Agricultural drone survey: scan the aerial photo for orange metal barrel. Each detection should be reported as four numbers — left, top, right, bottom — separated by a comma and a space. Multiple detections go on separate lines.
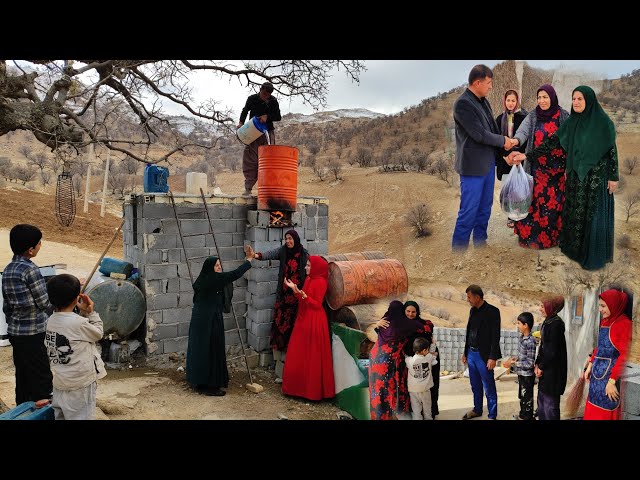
257, 145, 299, 211
322, 251, 386, 263
325, 259, 408, 310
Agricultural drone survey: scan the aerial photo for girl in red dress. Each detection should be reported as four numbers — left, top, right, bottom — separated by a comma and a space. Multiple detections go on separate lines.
583, 289, 633, 420
281, 256, 335, 401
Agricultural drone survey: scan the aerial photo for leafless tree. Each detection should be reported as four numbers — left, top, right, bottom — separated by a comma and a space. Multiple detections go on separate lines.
407, 203, 432, 237
72, 174, 83, 197
28, 152, 50, 173
18, 145, 32, 159
313, 163, 327, 181
327, 159, 343, 181
623, 156, 638, 175
0, 60, 364, 165
39, 170, 52, 187
354, 147, 373, 168
13, 165, 36, 185
108, 164, 128, 196
622, 189, 640, 222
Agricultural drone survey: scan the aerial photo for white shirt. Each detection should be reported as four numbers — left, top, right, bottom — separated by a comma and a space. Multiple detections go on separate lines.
405, 353, 435, 393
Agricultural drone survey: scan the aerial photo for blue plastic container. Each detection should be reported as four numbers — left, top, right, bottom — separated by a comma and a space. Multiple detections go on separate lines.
143, 164, 169, 193
98, 257, 134, 277
0, 401, 54, 420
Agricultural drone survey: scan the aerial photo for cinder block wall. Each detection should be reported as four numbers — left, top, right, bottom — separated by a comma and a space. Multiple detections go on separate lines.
622, 363, 640, 420
434, 327, 520, 372
122, 194, 328, 360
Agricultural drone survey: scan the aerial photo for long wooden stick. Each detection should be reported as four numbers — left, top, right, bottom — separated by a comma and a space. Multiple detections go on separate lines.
81, 219, 125, 294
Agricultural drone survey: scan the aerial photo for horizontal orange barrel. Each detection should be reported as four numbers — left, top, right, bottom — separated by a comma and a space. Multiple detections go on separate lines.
258, 145, 299, 212
322, 251, 386, 263
325, 259, 408, 310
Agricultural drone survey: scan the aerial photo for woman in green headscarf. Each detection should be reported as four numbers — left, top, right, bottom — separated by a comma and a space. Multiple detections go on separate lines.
556, 85, 618, 270
509, 85, 619, 270
186, 246, 255, 396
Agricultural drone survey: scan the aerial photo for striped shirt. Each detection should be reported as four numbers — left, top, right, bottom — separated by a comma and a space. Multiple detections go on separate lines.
515, 334, 536, 376
1, 255, 50, 336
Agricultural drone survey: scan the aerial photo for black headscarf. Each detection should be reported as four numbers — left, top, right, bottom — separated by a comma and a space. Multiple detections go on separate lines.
535, 84, 561, 122
285, 229, 303, 259
192, 256, 233, 310
377, 300, 424, 344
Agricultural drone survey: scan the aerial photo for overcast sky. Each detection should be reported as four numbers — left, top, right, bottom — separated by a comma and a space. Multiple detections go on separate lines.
175, 60, 640, 120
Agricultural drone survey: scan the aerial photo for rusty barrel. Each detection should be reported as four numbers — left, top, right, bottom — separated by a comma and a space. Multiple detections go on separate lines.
325, 259, 408, 310
258, 145, 299, 212
322, 251, 386, 263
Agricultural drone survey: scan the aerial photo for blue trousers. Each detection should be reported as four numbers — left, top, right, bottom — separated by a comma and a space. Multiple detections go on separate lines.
452, 166, 495, 249
467, 350, 498, 419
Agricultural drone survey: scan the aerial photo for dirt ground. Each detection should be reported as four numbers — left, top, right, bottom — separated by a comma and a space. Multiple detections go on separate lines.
1, 342, 549, 420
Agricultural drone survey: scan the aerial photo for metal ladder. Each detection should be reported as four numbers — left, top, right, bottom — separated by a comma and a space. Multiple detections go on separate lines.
168, 188, 254, 386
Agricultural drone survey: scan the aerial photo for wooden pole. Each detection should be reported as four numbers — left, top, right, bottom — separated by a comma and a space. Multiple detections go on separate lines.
100, 148, 110, 217
81, 219, 125, 294
83, 165, 92, 214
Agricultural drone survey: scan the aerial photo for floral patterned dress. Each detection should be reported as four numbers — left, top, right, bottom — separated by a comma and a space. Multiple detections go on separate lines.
514, 111, 566, 249
270, 252, 301, 351
369, 324, 426, 420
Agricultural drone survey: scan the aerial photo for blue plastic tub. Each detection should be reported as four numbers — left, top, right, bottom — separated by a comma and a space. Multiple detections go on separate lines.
0, 401, 54, 420
143, 164, 169, 193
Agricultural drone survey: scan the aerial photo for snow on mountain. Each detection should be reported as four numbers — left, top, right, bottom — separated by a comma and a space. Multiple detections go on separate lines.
281, 108, 385, 125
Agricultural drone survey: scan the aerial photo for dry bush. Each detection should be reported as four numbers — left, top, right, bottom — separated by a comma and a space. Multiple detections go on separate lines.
617, 234, 631, 250
407, 203, 432, 237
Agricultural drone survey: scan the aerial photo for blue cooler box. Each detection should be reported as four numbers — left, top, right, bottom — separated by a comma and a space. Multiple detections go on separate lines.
0, 401, 54, 420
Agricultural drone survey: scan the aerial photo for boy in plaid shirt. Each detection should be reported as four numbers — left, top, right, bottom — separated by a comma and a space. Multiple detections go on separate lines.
503, 312, 536, 420
1, 224, 53, 404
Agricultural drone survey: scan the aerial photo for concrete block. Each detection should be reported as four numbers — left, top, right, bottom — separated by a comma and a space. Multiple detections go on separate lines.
163, 336, 189, 353
205, 233, 232, 248
144, 234, 177, 250
305, 204, 318, 217
159, 219, 179, 234
147, 342, 161, 355
180, 247, 210, 262
180, 278, 194, 293
234, 276, 248, 288
145, 264, 178, 281
318, 204, 328, 216
259, 351, 274, 367
232, 233, 245, 247
167, 249, 181, 263
224, 314, 245, 331
178, 322, 191, 337
306, 241, 328, 255
141, 279, 163, 296
305, 228, 317, 241
211, 219, 237, 233
208, 205, 232, 219
142, 202, 174, 219
269, 281, 278, 295
257, 211, 270, 226
248, 307, 274, 324
141, 219, 162, 234
231, 297, 247, 316
253, 241, 282, 255
182, 235, 206, 248
147, 293, 179, 310
248, 281, 273, 297
232, 204, 247, 219
146, 310, 163, 328
165, 278, 180, 293
248, 331, 271, 352
174, 204, 205, 219
251, 294, 277, 310
178, 293, 193, 308
247, 210, 260, 226
250, 321, 272, 338
317, 229, 328, 241
293, 227, 305, 240
180, 219, 211, 235
152, 323, 178, 341
623, 412, 640, 420
306, 216, 317, 231
163, 307, 192, 324
317, 216, 328, 229
623, 375, 640, 416
245, 226, 267, 242
291, 212, 302, 226
268, 228, 284, 242
225, 329, 247, 346
247, 267, 278, 283
218, 246, 238, 261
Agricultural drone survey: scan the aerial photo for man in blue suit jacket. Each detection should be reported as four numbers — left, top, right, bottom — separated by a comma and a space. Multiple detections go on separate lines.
451, 65, 516, 250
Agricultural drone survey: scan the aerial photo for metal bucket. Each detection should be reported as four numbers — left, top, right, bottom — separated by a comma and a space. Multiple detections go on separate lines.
325, 259, 408, 310
86, 279, 146, 338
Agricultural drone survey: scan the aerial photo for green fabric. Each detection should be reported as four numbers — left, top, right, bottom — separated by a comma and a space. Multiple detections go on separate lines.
559, 148, 618, 270
556, 85, 616, 182
186, 257, 251, 388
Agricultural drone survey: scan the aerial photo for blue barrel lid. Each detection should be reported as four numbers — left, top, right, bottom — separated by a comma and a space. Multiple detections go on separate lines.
251, 116, 268, 133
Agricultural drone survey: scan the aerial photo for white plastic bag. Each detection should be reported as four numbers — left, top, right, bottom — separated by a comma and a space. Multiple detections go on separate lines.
499, 163, 533, 221
332, 334, 366, 394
